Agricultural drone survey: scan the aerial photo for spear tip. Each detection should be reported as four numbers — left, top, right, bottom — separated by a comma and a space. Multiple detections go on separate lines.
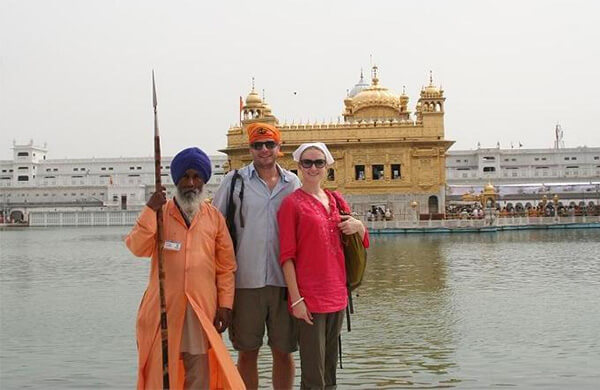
152, 70, 158, 109
152, 70, 159, 137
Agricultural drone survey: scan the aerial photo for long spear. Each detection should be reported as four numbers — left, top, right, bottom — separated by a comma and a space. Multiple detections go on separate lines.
152, 70, 170, 389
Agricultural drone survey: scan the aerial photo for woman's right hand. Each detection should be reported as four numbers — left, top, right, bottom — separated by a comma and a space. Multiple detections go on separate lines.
292, 301, 314, 325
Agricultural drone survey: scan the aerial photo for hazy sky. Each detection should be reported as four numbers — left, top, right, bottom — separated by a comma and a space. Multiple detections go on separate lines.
1, 0, 599, 160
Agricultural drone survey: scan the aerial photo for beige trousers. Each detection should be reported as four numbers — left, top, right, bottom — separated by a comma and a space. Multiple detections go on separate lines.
181, 302, 210, 389
182, 352, 209, 390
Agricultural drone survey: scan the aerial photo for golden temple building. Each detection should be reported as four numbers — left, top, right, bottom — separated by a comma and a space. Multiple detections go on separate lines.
221, 66, 454, 218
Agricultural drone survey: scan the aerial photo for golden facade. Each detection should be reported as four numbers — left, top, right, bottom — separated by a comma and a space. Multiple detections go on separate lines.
221, 67, 454, 218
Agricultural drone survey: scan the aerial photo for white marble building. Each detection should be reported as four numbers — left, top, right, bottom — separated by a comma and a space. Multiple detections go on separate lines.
446, 145, 600, 208
0, 140, 227, 222
446, 146, 600, 185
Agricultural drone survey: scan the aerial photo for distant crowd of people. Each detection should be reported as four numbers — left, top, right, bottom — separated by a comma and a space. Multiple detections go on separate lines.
446, 202, 600, 219
445, 205, 486, 220
498, 203, 600, 218
366, 206, 393, 221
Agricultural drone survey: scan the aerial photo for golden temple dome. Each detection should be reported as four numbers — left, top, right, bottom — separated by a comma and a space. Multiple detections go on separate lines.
350, 66, 400, 111
484, 182, 496, 193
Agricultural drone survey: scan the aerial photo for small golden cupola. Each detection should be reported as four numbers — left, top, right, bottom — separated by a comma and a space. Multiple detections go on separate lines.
417, 71, 445, 112
482, 182, 498, 207
241, 78, 277, 125
343, 65, 405, 122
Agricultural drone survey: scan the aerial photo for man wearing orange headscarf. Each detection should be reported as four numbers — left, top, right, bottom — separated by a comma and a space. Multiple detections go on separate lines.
213, 123, 301, 390
126, 147, 245, 389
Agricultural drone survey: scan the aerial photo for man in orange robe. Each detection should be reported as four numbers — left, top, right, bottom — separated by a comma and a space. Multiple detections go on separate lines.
125, 147, 245, 389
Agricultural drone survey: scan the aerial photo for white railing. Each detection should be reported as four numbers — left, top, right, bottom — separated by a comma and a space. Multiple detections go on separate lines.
364, 215, 600, 230
29, 210, 140, 227
25, 211, 600, 229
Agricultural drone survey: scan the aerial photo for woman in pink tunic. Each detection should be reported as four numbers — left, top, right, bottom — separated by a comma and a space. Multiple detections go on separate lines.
278, 142, 369, 389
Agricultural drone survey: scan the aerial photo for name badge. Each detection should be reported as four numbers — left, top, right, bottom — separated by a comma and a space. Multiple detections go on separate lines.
164, 240, 181, 251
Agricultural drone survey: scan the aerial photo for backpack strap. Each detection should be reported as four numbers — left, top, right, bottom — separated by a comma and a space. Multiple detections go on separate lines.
225, 170, 245, 251
238, 172, 245, 228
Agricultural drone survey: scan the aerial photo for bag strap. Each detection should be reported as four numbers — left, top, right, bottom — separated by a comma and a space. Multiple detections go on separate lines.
329, 190, 349, 215
338, 335, 343, 369
238, 172, 245, 228
226, 170, 245, 250
330, 190, 354, 332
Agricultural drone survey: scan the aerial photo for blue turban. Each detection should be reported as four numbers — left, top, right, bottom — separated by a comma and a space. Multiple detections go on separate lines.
170, 147, 212, 184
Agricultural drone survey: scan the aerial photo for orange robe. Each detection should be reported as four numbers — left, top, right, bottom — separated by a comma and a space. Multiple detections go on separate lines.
125, 200, 245, 390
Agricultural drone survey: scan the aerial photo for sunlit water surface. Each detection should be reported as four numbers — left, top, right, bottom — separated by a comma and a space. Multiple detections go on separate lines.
1, 227, 599, 389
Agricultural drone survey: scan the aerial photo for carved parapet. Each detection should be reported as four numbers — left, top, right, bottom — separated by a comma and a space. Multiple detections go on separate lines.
411, 148, 439, 158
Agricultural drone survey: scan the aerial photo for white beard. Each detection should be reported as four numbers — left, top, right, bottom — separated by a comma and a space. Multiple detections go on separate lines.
175, 188, 204, 220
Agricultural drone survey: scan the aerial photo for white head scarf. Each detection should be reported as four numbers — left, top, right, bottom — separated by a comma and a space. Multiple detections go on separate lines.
292, 142, 335, 165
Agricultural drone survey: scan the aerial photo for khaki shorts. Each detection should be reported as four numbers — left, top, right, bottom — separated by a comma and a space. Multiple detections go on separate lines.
229, 286, 298, 353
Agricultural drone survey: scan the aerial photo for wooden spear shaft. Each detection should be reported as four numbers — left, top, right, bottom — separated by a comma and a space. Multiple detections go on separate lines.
152, 70, 170, 389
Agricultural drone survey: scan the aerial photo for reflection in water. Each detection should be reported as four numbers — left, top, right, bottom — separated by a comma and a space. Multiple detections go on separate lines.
1, 228, 599, 389
336, 235, 459, 388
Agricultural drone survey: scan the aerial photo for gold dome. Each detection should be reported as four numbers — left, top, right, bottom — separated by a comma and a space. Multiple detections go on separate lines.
424, 84, 440, 94
484, 182, 495, 193
349, 65, 400, 111
352, 86, 399, 109
245, 89, 262, 106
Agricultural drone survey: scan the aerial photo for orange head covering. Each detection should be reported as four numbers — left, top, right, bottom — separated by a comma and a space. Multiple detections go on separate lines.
247, 122, 281, 144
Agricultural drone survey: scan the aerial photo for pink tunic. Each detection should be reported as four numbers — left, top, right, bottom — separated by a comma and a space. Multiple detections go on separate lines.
278, 189, 369, 313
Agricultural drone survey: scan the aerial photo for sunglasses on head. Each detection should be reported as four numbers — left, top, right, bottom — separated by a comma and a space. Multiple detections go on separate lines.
250, 141, 277, 150
300, 159, 327, 169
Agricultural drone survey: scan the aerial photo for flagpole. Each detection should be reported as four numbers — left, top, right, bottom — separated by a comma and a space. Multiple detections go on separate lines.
152, 70, 170, 390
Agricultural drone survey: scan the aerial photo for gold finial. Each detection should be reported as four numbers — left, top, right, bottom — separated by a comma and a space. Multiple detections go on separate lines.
372, 65, 379, 85
251, 77, 255, 91
429, 70, 433, 85
360, 67, 364, 81
402, 85, 406, 95
262, 89, 265, 101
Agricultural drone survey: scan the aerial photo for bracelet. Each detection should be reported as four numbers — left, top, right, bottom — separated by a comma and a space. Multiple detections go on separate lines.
291, 297, 305, 308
